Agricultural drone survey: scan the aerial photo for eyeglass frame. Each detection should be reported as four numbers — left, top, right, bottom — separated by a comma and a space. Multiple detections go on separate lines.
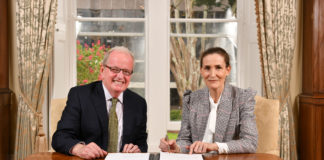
104, 65, 133, 76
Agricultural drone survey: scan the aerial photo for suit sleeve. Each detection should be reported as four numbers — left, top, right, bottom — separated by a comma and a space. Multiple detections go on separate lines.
176, 90, 193, 153
226, 89, 258, 153
52, 87, 83, 155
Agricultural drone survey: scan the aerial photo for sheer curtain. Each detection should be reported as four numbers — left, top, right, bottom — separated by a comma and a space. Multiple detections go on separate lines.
14, 0, 57, 159
255, 0, 298, 160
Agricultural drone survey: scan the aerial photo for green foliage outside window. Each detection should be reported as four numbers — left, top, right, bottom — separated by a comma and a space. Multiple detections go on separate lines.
77, 40, 110, 85
170, 109, 182, 121
167, 132, 178, 140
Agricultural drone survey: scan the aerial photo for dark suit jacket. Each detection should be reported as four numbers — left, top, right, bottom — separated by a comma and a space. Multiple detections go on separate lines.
177, 83, 258, 153
52, 81, 148, 155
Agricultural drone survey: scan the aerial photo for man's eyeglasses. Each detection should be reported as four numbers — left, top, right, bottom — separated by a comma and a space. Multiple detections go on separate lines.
104, 65, 133, 76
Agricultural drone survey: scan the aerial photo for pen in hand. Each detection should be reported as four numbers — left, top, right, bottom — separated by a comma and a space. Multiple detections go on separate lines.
165, 134, 170, 152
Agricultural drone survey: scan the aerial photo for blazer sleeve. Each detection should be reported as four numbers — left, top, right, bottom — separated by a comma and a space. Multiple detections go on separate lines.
226, 89, 258, 153
176, 90, 193, 152
52, 87, 83, 155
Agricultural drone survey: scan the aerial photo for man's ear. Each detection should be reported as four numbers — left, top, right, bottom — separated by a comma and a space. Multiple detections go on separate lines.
100, 65, 104, 73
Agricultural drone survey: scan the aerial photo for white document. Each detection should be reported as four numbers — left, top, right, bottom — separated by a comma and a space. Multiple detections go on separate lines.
160, 152, 203, 160
105, 153, 150, 160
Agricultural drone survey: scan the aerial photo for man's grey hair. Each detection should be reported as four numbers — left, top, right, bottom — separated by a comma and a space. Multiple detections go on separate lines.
102, 46, 135, 67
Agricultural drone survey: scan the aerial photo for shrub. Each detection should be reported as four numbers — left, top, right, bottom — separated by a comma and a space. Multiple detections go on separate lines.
77, 40, 110, 85
170, 109, 182, 121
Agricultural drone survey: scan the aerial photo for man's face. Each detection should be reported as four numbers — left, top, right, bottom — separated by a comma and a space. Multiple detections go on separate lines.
101, 51, 134, 97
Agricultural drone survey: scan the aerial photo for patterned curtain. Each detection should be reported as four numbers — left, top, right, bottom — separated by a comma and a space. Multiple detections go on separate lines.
14, 0, 57, 159
255, 0, 297, 160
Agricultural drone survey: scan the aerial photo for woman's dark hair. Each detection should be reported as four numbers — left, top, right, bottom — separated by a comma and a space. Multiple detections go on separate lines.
199, 47, 230, 68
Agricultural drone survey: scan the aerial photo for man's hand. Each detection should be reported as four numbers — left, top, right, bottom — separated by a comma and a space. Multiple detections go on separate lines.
187, 141, 218, 154
159, 138, 180, 153
71, 142, 107, 159
122, 143, 141, 153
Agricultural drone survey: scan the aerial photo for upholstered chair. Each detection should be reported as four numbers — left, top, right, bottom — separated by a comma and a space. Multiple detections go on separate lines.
254, 96, 280, 156
49, 98, 67, 151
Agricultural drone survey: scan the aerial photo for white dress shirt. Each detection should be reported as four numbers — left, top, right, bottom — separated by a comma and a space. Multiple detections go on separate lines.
202, 93, 229, 154
102, 83, 124, 152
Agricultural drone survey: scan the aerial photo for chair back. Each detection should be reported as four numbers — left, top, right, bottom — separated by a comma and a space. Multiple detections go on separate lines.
49, 98, 67, 151
254, 96, 280, 156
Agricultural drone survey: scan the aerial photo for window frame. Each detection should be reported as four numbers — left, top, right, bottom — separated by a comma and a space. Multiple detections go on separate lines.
52, 0, 261, 152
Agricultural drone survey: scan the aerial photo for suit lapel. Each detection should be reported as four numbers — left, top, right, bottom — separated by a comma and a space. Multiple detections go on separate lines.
121, 89, 132, 150
214, 83, 232, 142
197, 87, 210, 141
122, 90, 130, 135
92, 81, 108, 147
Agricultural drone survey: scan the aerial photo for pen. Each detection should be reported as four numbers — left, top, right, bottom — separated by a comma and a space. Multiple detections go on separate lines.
165, 134, 170, 152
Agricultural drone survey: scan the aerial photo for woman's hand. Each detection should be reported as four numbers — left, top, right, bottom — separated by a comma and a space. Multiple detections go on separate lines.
187, 141, 219, 154
159, 138, 180, 153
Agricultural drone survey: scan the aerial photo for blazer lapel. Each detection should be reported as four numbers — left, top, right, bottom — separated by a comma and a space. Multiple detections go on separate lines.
214, 83, 233, 142
92, 82, 108, 147
196, 87, 210, 141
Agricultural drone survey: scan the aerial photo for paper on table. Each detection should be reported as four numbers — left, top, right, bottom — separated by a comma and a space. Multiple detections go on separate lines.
160, 152, 203, 160
105, 153, 150, 160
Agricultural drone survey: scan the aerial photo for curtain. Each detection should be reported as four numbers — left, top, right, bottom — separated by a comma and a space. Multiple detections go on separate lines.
255, 0, 298, 160
14, 0, 57, 159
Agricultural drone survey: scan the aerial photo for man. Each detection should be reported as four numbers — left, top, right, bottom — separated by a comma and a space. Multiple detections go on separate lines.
52, 46, 147, 159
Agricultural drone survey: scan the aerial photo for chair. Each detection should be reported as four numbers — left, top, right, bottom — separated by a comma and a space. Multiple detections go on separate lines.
254, 96, 280, 156
49, 98, 67, 151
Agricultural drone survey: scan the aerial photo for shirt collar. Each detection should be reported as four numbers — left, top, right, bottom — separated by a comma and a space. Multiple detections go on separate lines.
102, 82, 124, 103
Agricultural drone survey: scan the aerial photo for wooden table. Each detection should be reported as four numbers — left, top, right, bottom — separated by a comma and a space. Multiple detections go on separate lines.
25, 152, 282, 160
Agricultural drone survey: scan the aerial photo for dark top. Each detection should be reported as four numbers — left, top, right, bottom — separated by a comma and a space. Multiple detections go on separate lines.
52, 81, 148, 155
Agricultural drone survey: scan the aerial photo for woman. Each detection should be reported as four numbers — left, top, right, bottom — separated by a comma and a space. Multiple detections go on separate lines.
159, 47, 258, 154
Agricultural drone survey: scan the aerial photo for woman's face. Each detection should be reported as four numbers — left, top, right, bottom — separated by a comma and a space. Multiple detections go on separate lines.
200, 53, 231, 91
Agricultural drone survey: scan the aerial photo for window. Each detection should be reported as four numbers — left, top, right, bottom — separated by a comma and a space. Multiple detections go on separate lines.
169, 0, 238, 122
53, 0, 260, 152
75, 0, 146, 97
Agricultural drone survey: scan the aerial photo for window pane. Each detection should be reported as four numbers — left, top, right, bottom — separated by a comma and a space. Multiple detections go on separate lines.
170, 87, 182, 121
77, 21, 145, 33
170, 22, 237, 36
77, 0, 145, 18
132, 62, 145, 82
77, 36, 145, 60
170, 0, 237, 19
169, 0, 237, 121
76, 36, 145, 96
128, 88, 145, 99
76, 0, 146, 97
170, 36, 237, 121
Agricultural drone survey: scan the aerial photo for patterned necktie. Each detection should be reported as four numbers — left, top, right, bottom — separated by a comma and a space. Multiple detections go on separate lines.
108, 98, 118, 152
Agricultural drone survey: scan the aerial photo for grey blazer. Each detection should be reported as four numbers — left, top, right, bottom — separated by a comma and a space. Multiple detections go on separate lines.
176, 83, 258, 154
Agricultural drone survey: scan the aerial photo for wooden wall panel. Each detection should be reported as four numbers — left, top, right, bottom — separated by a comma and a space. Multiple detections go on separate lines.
301, 0, 314, 95
0, 0, 10, 160
315, 106, 324, 160
319, 0, 324, 94
298, 101, 315, 160
0, 90, 10, 160
299, 0, 324, 159
0, 0, 9, 88
299, 97, 324, 160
